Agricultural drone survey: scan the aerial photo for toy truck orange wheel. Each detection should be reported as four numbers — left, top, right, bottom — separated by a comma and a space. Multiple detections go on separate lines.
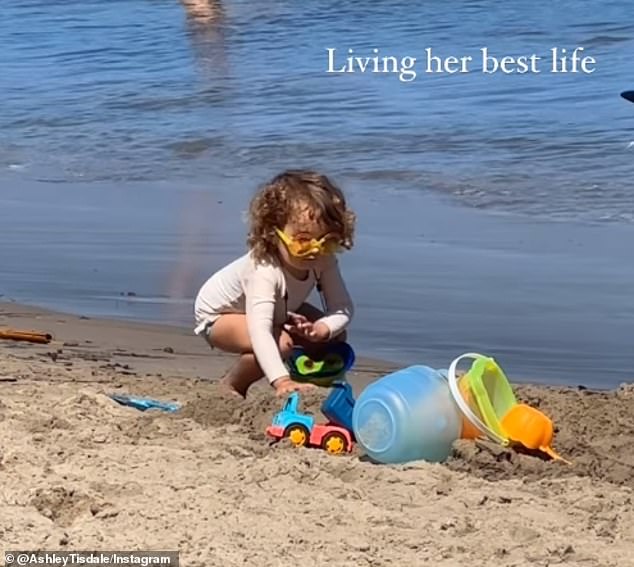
322, 432, 348, 455
284, 424, 310, 447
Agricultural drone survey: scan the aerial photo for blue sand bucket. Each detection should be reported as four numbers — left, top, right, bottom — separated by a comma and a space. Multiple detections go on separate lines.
352, 365, 462, 464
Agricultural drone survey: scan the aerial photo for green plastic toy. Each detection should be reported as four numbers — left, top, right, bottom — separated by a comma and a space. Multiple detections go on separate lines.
288, 343, 355, 387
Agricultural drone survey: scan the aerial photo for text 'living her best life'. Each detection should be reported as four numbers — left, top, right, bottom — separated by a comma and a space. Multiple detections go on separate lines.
326, 47, 597, 82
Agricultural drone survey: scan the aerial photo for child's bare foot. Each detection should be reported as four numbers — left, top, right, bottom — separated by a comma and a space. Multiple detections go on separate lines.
219, 354, 263, 398
217, 379, 247, 399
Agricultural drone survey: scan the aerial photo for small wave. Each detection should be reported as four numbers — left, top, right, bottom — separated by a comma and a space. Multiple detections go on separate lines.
95, 294, 193, 306
582, 34, 633, 47
166, 137, 224, 157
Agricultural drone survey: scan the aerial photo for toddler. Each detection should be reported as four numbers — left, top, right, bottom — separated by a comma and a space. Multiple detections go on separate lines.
194, 170, 356, 398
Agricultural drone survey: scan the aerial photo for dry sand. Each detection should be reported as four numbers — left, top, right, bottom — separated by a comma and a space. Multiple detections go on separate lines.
1, 301, 633, 566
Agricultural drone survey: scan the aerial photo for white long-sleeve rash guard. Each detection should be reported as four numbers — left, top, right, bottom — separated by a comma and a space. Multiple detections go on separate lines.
194, 252, 354, 383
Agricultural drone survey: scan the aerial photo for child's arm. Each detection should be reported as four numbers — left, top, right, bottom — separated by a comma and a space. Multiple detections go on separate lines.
314, 256, 354, 339
244, 266, 292, 386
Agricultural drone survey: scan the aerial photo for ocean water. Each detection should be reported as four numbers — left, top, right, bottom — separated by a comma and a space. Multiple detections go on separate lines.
1, 1, 633, 387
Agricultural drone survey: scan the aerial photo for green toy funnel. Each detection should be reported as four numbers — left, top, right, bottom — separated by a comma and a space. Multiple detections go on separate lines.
448, 353, 517, 445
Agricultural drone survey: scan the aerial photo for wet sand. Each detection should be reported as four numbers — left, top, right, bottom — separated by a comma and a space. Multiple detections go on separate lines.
1, 301, 633, 566
2, 180, 634, 389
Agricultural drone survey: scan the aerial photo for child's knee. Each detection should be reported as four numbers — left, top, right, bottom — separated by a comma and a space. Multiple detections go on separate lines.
332, 329, 347, 343
278, 331, 294, 358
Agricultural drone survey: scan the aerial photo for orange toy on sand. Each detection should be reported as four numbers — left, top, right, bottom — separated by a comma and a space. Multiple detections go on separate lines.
501, 404, 570, 464
0, 329, 52, 344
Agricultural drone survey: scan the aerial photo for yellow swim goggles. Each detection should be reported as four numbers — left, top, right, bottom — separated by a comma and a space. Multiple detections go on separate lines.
275, 227, 343, 258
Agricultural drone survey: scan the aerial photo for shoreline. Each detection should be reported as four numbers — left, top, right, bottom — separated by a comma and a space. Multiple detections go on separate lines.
3, 180, 634, 389
0, 300, 399, 384
2, 300, 634, 565
4, 298, 632, 391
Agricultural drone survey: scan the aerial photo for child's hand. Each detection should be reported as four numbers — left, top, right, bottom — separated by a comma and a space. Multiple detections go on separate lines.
272, 376, 316, 396
285, 313, 330, 342
285, 312, 311, 333
304, 321, 330, 342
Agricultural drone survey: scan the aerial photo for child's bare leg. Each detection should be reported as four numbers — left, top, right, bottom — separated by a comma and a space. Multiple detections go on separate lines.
220, 353, 263, 398
205, 314, 294, 397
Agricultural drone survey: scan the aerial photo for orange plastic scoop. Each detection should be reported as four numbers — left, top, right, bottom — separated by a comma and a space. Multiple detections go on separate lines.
458, 373, 483, 440
500, 404, 570, 464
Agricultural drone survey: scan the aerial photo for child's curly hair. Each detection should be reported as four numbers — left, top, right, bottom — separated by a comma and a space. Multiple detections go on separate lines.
247, 170, 356, 264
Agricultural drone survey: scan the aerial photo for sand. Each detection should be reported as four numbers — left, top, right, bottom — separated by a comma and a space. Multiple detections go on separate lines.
1, 301, 633, 567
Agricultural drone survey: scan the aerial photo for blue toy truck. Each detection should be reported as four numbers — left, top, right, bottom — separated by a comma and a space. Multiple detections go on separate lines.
266, 389, 355, 455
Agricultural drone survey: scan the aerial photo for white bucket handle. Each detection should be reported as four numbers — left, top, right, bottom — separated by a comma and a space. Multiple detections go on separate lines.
447, 352, 508, 445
